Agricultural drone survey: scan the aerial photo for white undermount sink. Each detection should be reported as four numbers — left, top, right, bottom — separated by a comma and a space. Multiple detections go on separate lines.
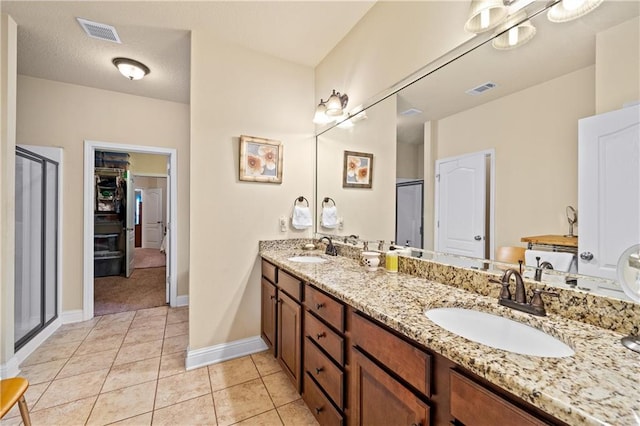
287, 256, 328, 264
425, 307, 574, 358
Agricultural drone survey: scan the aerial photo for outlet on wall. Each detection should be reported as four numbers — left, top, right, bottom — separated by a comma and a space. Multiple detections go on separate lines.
338, 217, 344, 230
279, 217, 288, 232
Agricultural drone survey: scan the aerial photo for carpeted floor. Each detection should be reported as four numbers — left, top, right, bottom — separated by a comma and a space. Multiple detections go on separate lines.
94, 267, 166, 316
134, 247, 166, 268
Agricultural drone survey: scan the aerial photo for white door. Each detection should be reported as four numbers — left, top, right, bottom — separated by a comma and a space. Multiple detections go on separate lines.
435, 152, 487, 259
125, 173, 135, 277
142, 188, 163, 249
578, 104, 640, 280
396, 181, 423, 248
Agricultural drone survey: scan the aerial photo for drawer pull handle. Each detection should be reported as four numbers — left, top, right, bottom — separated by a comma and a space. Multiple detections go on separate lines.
316, 332, 326, 340
315, 303, 325, 310
315, 407, 323, 415
315, 366, 324, 375
270, 295, 275, 300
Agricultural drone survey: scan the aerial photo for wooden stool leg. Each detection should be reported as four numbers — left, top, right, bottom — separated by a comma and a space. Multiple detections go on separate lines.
17, 396, 31, 426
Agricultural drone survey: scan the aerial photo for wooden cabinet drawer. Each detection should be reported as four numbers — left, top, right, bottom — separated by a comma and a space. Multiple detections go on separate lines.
304, 337, 344, 409
303, 372, 343, 426
351, 311, 431, 397
261, 259, 276, 284
304, 311, 344, 365
305, 285, 344, 332
450, 370, 547, 426
279, 270, 302, 302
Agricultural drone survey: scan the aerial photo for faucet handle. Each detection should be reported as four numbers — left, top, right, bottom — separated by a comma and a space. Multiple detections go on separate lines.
530, 289, 559, 312
490, 277, 511, 300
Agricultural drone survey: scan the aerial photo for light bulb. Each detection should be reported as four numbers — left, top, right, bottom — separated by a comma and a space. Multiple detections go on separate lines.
508, 27, 519, 46
562, 0, 583, 11
480, 9, 490, 29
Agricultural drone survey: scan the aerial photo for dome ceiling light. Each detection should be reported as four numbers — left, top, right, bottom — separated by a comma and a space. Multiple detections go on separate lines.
112, 57, 150, 80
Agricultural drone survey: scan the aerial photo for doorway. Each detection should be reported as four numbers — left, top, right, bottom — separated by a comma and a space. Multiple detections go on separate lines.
83, 140, 177, 320
434, 150, 495, 260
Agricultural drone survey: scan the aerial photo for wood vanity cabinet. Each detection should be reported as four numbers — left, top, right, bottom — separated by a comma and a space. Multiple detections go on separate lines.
260, 260, 277, 354
303, 284, 347, 425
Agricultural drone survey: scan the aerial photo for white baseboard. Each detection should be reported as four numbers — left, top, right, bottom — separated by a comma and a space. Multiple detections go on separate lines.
0, 356, 20, 379
13, 318, 62, 370
185, 336, 268, 371
62, 309, 85, 324
176, 295, 189, 307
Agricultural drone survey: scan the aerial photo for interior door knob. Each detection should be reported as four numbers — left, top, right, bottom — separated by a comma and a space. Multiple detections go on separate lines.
474, 235, 482, 241
580, 251, 594, 261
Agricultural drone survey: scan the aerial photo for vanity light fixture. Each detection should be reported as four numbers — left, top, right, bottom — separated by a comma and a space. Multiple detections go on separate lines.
313, 89, 349, 124
112, 57, 150, 80
547, 0, 603, 23
492, 11, 536, 50
464, 0, 509, 33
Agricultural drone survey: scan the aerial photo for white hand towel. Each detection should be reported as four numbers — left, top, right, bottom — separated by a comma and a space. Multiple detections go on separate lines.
321, 206, 338, 228
292, 206, 312, 229
524, 249, 575, 272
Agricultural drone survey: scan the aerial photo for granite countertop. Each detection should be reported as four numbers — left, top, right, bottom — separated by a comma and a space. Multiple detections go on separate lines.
260, 248, 640, 426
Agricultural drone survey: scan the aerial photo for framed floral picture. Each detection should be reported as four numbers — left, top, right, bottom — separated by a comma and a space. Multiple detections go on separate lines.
239, 135, 283, 183
343, 150, 373, 188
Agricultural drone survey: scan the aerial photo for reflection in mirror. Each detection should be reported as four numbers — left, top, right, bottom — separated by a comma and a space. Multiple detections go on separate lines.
617, 244, 640, 352
315, 1, 640, 301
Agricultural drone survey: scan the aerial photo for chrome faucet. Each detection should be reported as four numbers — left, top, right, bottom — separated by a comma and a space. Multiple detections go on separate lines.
534, 256, 554, 281
319, 236, 337, 256
490, 268, 558, 316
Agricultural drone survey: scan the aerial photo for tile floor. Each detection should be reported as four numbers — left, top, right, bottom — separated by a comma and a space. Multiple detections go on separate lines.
2, 306, 319, 426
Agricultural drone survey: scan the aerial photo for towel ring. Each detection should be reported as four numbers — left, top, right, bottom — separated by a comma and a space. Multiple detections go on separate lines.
322, 197, 336, 207
294, 196, 309, 207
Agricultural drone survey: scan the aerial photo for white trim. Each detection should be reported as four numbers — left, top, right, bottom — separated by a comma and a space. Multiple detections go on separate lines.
176, 295, 189, 307
132, 172, 167, 178
0, 356, 20, 379
185, 336, 268, 371
84, 140, 179, 321
61, 309, 85, 324
13, 317, 62, 368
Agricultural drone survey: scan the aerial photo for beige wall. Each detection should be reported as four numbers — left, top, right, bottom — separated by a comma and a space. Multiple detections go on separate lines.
189, 32, 314, 350
397, 141, 423, 180
436, 67, 595, 254
1, 14, 17, 368
130, 152, 168, 175
315, 1, 471, 115
596, 16, 640, 114
317, 96, 397, 241
15, 75, 191, 308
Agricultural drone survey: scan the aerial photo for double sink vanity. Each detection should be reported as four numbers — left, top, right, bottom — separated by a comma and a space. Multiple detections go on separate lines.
259, 239, 639, 426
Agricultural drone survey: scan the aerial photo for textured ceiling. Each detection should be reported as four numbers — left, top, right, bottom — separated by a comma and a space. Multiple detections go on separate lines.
1, 1, 376, 104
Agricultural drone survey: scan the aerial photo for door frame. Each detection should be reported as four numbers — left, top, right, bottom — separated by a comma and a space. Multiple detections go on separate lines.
434, 149, 495, 260
83, 140, 178, 320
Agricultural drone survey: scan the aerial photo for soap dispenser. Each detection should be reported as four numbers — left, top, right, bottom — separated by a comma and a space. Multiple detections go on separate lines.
385, 246, 398, 273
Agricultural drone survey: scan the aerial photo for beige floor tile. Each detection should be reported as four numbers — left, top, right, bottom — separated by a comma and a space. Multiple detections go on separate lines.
29, 395, 96, 426
96, 311, 136, 327
166, 308, 188, 324
234, 410, 283, 426
213, 378, 275, 426
2, 381, 49, 419
134, 306, 168, 319
276, 399, 318, 426
43, 326, 92, 346
159, 352, 187, 378
152, 394, 216, 426
22, 340, 80, 366
154, 368, 211, 409
107, 411, 152, 425
131, 315, 166, 330
58, 317, 101, 331
251, 351, 282, 377
114, 339, 163, 365
0, 415, 22, 425
34, 369, 109, 410
86, 381, 156, 425
208, 356, 260, 391
102, 357, 160, 392
262, 372, 299, 407
123, 325, 166, 345
75, 334, 124, 356
85, 326, 129, 342
164, 321, 188, 338
19, 358, 66, 385
57, 349, 118, 379
161, 334, 188, 356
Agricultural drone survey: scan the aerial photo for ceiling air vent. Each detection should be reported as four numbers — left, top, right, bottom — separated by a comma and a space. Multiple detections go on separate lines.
466, 82, 497, 96
76, 18, 121, 43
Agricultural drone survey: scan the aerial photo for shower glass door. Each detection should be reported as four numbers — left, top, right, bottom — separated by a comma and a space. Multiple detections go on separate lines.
14, 147, 58, 350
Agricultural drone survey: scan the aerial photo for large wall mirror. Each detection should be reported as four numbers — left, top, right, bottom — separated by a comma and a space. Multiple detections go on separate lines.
316, 0, 640, 301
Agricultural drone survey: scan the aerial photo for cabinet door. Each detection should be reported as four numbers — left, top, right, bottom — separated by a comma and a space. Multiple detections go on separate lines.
351, 347, 430, 426
261, 278, 277, 354
277, 291, 302, 392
